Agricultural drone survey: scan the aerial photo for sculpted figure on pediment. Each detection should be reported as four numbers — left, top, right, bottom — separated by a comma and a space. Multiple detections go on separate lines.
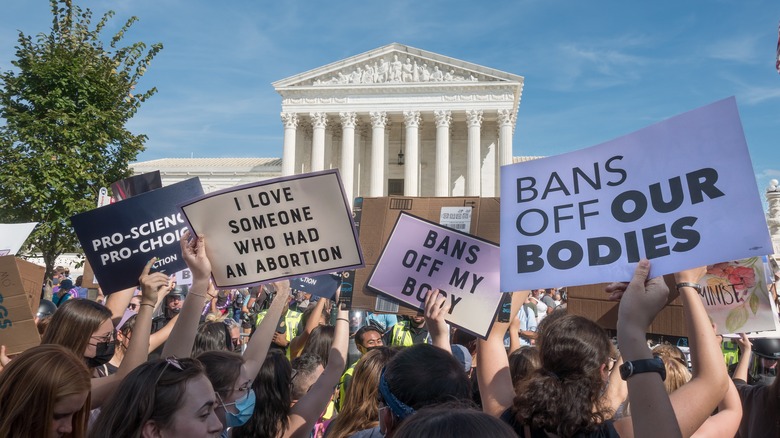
376, 59, 389, 82
362, 64, 374, 83
390, 54, 402, 82
431, 65, 444, 81
402, 57, 414, 82
419, 63, 431, 81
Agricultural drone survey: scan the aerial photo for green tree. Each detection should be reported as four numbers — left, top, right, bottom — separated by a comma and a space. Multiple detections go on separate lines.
0, 0, 162, 276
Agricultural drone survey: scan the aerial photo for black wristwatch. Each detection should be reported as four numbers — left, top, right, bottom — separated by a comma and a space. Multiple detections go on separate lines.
619, 357, 666, 381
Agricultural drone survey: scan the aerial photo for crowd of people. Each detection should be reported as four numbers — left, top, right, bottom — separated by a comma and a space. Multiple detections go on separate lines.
0, 230, 778, 437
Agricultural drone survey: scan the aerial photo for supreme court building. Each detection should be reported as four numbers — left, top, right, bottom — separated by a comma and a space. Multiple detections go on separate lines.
132, 43, 534, 198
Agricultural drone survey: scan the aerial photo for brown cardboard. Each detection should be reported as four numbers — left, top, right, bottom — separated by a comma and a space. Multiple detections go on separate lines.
351, 197, 499, 315
81, 259, 100, 289
566, 274, 688, 337
0, 256, 45, 354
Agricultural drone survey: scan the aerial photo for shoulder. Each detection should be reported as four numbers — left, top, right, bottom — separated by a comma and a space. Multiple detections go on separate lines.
348, 426, 382, 438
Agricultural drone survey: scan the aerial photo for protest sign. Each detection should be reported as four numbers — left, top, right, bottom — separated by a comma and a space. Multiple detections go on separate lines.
366, 212, 501, 338
698, 257, 780, 334
70, 178, 204, 294
179, 170, 363, 288
111, 170, 163, 201
175, 268, 194, 286
290, 273, 342, 299
0, 256, 44, 355
501, 97, 772, 291
0, 222, 37, 255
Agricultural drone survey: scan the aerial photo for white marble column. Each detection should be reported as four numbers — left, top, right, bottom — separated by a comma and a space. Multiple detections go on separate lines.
310, 112, 327, 171
434, 110, 451, 196
281, 113, 299, 176
466, 109, 483, 196
497, 109, 514, 166
369, 111, 387, 197
339, 112, 357, 204
403, 111, 421, 196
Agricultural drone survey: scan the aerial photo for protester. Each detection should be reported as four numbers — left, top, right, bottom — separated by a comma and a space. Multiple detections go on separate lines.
41, 258, 166, 408
326, 347, 398, 438
289, 297, 328, 358
733, 333, 780, 437
232, 349, 292, 438
478, 261, 729, 437
0, 344, 91, 438
301, 325, 335, 366
89, 357, 223, 437
508, 346, 540, 390
337, 325, 386, 409
52, 278, 77, 306
392, 404, 517, 438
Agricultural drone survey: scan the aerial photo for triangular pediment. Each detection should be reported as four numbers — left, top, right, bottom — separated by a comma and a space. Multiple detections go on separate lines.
273, 43, 523, 89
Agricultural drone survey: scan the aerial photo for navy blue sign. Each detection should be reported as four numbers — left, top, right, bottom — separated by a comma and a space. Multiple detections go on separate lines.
290, 273, 342, 299
71, 178, 204, 294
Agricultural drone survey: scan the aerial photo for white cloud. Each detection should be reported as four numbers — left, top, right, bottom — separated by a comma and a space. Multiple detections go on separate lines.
705, 34, 762, 63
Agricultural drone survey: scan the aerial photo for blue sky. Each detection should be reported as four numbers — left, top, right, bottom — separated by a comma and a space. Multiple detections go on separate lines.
2, 0, 779, 195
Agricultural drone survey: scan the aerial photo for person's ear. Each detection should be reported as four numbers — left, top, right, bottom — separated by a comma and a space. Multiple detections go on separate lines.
141, 420, 163, 438
599, 362, 609, 383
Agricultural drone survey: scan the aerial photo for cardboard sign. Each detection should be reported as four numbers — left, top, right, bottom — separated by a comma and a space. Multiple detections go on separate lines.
70, 178, 204, 294
0, 256, 44, 355
175, 268, 194, 286
111, 171, 163, 201
698, 257, 780, 334
501, 97, 772, 291
179, 170, 364, 288
0, 222, 37, 255
367, 212, 501, 338
290, 273, 342, 299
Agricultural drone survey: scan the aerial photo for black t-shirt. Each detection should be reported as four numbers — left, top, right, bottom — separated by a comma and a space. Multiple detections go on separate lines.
734, 379, 779, 438
500, 409, 620, 438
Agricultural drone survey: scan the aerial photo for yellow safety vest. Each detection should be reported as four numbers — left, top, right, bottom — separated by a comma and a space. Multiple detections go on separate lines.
336, 361, 357, 411
390, 321, 430, 347
256, 308, 302, 358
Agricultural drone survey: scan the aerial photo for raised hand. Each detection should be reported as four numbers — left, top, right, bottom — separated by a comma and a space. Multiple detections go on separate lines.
617, 259, 670, 330
139, 258, 170, 306
424, 289, 451, 351
179, 230, 211, 280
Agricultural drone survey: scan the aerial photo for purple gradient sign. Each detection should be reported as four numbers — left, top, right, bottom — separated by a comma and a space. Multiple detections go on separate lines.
366, 212, 501, 338
501, 97, 772, 291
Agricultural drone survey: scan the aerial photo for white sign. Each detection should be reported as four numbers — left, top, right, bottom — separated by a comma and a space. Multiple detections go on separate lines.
179, 170, 364, 288
439, 207, 472, 232
0, 223, 38, 255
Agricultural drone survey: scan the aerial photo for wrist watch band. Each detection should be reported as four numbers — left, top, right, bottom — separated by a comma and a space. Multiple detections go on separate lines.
676, 282, 702, 293
619, 357, 666, 381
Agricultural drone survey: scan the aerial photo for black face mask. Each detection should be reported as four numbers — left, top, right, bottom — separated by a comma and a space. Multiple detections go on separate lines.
85, 341, 115, 368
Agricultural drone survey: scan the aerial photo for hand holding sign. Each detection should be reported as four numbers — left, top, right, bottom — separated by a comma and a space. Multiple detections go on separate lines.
180, 231, 211, 281
139, 258, 170, 307
424, 289, 451, 351
616, 260, 671, 331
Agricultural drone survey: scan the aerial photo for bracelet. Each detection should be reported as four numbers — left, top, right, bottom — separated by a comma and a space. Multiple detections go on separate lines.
336, 318, 349, 323
676, 282, 702, 293
140, 303, 155, 309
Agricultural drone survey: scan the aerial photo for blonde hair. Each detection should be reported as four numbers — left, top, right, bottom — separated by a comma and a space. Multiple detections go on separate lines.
326, 347, 398, 438
0, 344, 91, 437
661, 355, 691, 394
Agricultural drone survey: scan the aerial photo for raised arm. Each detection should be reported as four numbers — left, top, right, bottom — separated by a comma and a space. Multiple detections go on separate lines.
477, 291, 526, 418
240, 280, 290, 379
424, 289, 452, 352
104, 286, 136, 326
667, 266, 730, 436
289, 296, 328, 359
149, 313, 179, 352
285, 304, 349, 438
92, 258, 166, 407
691, 377, 742, 437
732, 333, 751, 382
162, 231, 214, 358
612, 260, 681, 438
507, 309, 521, 355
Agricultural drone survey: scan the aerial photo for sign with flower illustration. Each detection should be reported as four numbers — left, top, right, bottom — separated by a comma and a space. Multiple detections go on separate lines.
698, 257, 780, 334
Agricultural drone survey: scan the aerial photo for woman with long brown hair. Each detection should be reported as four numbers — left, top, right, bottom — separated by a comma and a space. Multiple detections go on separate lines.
0, 344, 92, 438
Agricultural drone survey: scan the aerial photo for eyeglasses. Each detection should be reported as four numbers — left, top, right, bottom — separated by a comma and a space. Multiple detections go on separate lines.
214, 380, 252, 411
153, 357, 184, 389
89, 330, 116, 346
128, 303, 139, 310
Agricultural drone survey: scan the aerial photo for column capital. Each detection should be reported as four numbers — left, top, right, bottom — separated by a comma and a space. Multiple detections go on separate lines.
310, 112, 328, 129
434, 110, 452, 128
281, 112, 299, 128
339, 111, 357, 128
403, 110, 421, 128
466, 109, 483, 128
497, 109, 515, 127
370, 111, 388, 128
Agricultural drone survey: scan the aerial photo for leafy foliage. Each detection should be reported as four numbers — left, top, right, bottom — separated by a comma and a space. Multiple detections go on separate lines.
0, 0, 162, 275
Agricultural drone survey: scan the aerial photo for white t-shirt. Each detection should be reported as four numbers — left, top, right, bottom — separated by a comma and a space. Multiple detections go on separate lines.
532, 297, 548, 323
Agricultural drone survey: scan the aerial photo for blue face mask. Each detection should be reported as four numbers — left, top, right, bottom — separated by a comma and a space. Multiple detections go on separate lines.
223, 389, 256, 427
